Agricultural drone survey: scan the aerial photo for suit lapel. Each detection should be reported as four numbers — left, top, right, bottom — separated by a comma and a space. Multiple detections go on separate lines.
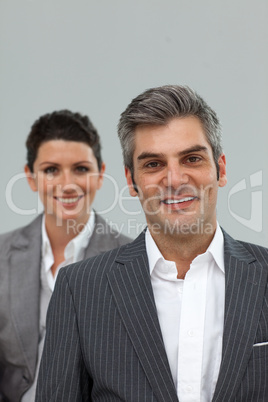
10, 216, 42, 380
107, 232, 178, 402
213, 231, 268, 401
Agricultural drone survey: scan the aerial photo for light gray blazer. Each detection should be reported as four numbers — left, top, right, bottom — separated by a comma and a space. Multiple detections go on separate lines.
0, 213, 131, 402
36, 229, 268, 401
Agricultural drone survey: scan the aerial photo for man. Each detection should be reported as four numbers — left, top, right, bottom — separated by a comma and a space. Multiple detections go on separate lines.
35, 86, 268, 402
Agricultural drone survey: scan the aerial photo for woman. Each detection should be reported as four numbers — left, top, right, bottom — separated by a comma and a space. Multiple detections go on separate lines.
0, 110, 130, 402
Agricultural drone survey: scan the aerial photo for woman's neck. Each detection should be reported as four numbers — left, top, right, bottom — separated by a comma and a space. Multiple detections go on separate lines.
44, 213, 90, 252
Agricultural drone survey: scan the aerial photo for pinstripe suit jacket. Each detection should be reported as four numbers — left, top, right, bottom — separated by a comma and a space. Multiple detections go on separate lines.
0, 213, 130, 402
35, 229, 268, 402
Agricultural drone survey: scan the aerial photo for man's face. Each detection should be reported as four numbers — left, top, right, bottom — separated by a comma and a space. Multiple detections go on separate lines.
125, 116, 227, 238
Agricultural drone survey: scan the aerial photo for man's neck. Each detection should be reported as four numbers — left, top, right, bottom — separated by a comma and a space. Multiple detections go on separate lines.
148, 226, 216, 279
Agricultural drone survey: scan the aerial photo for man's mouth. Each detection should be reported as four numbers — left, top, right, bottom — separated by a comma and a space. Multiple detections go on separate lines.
162, 196, 197, 205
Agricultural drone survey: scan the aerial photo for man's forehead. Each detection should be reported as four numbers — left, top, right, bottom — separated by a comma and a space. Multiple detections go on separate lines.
133, 117, 210, 156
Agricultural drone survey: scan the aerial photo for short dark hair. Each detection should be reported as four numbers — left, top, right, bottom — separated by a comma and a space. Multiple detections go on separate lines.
118, 85, 223, 178
26, 110, 102, 172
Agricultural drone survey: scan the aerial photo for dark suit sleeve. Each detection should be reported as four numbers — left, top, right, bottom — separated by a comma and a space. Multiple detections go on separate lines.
35, 269, 92, 401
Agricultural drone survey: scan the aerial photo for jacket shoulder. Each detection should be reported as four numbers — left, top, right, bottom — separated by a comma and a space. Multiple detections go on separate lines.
222, 229, 268, 264
0, 226, 24, 254
0, 215, 42, 255
238, 240, 268, 264
93, 213, 132, 248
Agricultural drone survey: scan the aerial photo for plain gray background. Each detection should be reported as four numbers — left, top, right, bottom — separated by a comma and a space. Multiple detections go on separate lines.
1, 0, 267, 246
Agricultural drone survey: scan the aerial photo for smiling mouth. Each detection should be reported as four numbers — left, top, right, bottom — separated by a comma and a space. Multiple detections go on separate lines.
55, 195, 84, 204
162, 196, 197, 205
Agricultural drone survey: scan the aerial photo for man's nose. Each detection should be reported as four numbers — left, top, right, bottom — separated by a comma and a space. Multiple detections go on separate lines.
162, 163, 189, 189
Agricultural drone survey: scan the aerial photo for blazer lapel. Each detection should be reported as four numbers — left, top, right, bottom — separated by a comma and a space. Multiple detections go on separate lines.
10, 216, 42, 380
107, 232, 178, 402
213, 231, 268, 401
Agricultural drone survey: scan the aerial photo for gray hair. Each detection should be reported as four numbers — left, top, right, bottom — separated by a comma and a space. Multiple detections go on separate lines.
117, 85, 223, 177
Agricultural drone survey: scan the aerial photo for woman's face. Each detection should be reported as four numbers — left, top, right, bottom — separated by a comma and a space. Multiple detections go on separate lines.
25, 140, 105, 226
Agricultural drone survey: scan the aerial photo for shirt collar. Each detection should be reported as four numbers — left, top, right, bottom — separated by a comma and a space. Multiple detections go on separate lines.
41, 217, 52, 271
41, 211, 95, 272
145, 222, 225, 276
205, 223, 225, 273
145, 228, 166, 275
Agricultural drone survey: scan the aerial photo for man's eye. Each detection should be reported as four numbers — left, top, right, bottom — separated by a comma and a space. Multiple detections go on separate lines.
145, 161, 161, 168
186, 156, 201, 163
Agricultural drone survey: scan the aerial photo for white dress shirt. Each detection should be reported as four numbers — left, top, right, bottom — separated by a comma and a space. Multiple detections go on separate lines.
41, 211, 95, 291
146, 224, 225, 402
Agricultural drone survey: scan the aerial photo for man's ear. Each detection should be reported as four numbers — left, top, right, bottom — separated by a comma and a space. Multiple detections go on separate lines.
24, 165, 38, 192
218, 154, 227, 187
125, 167, 138, 197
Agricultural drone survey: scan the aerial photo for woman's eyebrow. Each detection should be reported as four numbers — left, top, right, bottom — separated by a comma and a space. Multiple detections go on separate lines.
38, 161, 60, 166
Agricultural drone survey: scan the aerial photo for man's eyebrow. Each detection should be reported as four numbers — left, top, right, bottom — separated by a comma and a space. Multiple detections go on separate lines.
137, 152, 165, 161
137, 146, 208, 162
179, 145, 208, 156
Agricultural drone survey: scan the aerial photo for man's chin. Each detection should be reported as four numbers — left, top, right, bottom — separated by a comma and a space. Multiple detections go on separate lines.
148, 218, 214, 237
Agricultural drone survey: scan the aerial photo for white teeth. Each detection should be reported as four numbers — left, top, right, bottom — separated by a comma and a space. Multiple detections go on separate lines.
57, 197, 81, 203
164, 197, 195, 205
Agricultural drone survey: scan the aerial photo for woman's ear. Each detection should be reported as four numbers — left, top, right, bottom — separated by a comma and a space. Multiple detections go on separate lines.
97, 162, 106, 190
24, 165, 38, 192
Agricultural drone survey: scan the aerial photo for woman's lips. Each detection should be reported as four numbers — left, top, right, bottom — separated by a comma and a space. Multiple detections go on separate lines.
54, 195, 84, 206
